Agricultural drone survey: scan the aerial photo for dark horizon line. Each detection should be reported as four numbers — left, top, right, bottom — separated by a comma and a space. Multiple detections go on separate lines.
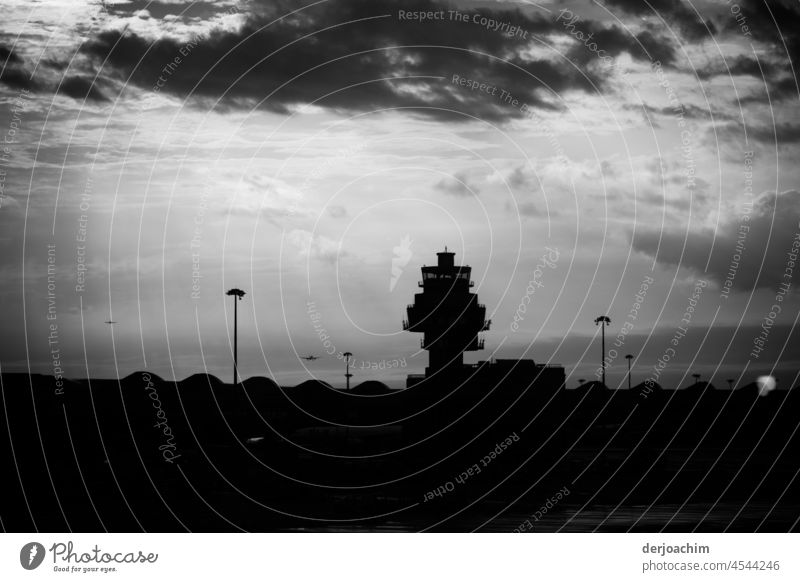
1, 370, 794, 393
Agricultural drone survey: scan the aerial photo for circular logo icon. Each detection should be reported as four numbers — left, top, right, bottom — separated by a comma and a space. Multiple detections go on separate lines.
20, 542, 46, 570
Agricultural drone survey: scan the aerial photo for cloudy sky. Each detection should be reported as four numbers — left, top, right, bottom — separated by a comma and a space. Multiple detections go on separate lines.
1, 0, 798, 388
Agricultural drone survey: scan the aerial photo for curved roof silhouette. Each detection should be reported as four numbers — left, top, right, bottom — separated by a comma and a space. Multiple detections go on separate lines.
241, 376, 280, 390
349, 381, 392, 396
632, 380, 662, 392
180, 373, 224, 386
122, 371, 165, 383
577, 380, 606, 390
293, 379, 334, 391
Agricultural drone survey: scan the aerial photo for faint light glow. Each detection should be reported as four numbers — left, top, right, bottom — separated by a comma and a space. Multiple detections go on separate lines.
756, 375, 776, 397
390, 234, 413, 292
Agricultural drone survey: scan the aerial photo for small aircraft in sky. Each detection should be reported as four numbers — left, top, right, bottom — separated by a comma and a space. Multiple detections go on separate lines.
301, 355, 319, 361
104, 320, 117, 325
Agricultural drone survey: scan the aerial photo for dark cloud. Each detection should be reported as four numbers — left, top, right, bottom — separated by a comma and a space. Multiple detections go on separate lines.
634, 30, 678, 67
505, 199, 540, 217
79, 0, 678, 121
508, 166, 533, 189
565, 22, 678, 68
639, 102, 732, 122
58, 76, 108, 102
603, 0, 716, 41
497, 166, 545, 216
0, 45, 37, 91
712, 120, 800, 146
0, 45, 22, 65
696, 54, 772, 80
104, 0, 230, 21
632, 190, 800, 293
326, 205, 348, 219
435, 171, 480, 197
725, 0, 800, 54
693, 51, 792, 108
719, 1, 800, 100
0, 66, 35, 91
750, 123, 800, 144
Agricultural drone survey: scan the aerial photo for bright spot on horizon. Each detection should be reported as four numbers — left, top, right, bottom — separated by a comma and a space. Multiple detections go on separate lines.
756, 375, 777, 397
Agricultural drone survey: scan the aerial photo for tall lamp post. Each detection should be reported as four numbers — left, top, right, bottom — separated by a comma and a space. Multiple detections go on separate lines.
226, 288, 246, 386
343, 351, 353, 390
594, 316, 611, 387
692, 373, 701, 386
625, 354, 633, 390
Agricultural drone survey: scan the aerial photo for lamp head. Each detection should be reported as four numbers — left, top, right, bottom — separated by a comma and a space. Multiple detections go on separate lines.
226, 288, 246, 299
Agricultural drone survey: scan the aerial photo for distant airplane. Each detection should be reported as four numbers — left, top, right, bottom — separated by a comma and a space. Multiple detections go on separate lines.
301, 355, 319, 361
105, 320, 117, 325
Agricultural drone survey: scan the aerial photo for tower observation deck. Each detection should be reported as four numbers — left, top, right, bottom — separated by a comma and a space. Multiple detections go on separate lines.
403, 248, 490, 377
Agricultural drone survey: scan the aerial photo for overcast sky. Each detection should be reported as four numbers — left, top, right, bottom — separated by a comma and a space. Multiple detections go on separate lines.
1, 0, 798, 388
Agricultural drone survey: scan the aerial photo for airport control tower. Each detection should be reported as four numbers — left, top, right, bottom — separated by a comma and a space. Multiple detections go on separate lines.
403, 248, 490, 378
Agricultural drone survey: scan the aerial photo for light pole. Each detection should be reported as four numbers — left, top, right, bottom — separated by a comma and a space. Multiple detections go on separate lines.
594, 316, 611, 387
727, 378, 734, 390
625, 354, 633, 390
226, 288, 246, 386
692, 373, 701, 386
343, 351, 353, 390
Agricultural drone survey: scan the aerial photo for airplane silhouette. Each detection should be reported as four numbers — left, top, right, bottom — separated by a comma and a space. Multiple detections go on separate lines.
301, 355, 319, 361
104, 320, 117, 325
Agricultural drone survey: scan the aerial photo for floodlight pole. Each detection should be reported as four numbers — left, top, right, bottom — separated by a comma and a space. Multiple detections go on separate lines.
226, 288, 246, 386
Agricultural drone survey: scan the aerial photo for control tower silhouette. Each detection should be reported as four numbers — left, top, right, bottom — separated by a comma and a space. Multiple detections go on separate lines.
403, 248, 490, 378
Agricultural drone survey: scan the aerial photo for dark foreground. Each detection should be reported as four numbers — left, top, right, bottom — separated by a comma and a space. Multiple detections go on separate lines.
1, 372, 798, 532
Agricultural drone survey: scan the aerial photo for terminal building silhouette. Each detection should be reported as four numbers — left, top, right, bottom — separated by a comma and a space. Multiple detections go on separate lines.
404, 248, 565, 390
